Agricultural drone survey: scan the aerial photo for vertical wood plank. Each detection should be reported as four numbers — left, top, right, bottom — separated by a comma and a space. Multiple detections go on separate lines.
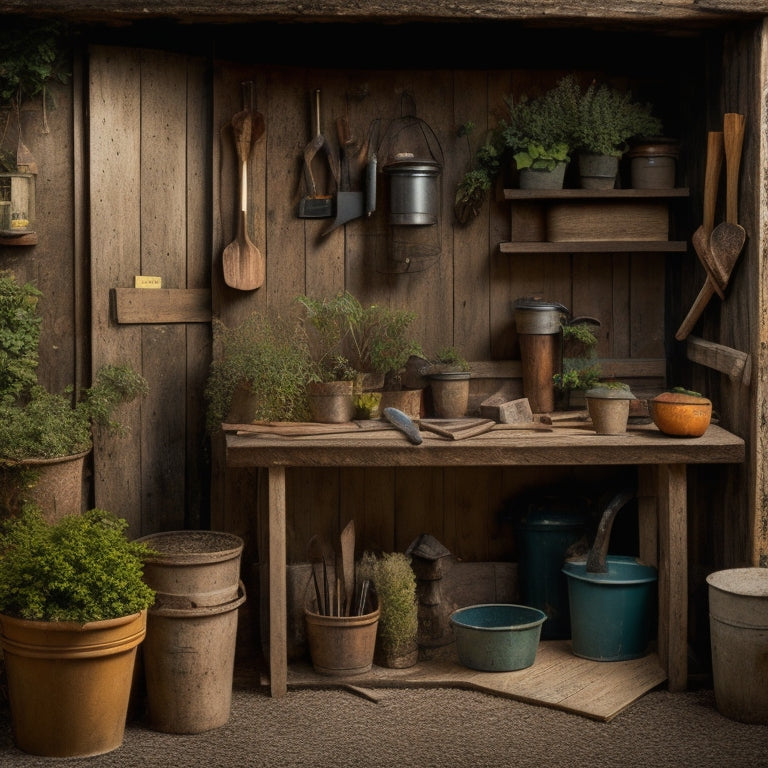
656, 462, 688, 692
89, 46, 144, 535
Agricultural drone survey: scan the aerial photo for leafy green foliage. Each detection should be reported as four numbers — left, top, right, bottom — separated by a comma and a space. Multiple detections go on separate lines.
0, 507, 156, 622
0, 20, 71, 107
359, 550, 418, 656
205, 313, 314, 430
0, 271, 41, 398
0, 364, 149, 462
574, 80, 663, 156
502, 75, 581, 170
425, 345, 470, 374
297, 291, 421, 382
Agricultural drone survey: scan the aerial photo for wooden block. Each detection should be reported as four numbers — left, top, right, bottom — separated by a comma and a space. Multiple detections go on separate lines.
480, 395, 533, 423
546, 201, 668, 242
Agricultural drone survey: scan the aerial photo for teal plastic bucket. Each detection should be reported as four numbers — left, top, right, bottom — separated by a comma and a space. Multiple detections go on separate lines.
516, 500, 586, 640
450, 604, 547, 672
562, 555, 657, 661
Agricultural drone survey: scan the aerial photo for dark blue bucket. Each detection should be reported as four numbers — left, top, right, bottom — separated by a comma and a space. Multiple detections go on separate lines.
562, 555, 657, 661
516, 499, 587, 640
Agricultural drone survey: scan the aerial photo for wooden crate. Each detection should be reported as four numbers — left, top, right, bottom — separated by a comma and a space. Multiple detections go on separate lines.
546, 201, 669, 241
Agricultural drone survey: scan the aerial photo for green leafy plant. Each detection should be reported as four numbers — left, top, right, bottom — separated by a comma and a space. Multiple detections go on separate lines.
0, 365, 148, 462
423, 345, 471, 374
359, 550, 418, 659
0, 271, 148, 463
353, 391, 382, 420
574, 80, 663, 157
554, 320, 601, 394
501, 75, 581, 171
0, 506, 156, 623
0, 270, 41, 397
297, 291, 421, 385
204, 313, 314, 430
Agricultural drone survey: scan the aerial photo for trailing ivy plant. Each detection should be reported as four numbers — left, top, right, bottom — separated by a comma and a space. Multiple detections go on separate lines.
0, 506, 157, 623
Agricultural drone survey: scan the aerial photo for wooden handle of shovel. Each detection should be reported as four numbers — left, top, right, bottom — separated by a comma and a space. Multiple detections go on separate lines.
724, 112, 745, 225
675, 280, 716, 341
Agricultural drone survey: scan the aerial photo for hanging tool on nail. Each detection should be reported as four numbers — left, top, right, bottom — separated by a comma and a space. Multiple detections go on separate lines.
298, 89, 339, 219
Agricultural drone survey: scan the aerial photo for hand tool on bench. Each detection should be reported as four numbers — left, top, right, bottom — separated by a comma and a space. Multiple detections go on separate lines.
298, 89, 338, 218
675, 113, 746, 341
222, 83, 266, 291
383, 407, 423, 444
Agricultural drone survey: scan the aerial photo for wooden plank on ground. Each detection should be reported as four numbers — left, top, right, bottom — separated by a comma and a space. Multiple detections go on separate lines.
283, 640, 666, 722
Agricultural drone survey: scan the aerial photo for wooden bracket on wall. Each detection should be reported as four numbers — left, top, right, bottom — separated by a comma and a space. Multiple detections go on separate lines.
685, 335, 751, 386
111, 287, 212, 324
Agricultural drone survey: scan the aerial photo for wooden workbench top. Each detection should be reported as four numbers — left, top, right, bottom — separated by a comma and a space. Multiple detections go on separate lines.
225, 421, 744, 469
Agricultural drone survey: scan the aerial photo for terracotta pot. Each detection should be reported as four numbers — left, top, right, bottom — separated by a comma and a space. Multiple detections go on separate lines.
585, 386, 636, 435
429, 372, 470, 418
650, 391, 712, 437
304, 601, 380, 676
307, 380, 355, 423
17, 450, 89, 523
378, 388, 423, 421
0, 610, 146, 757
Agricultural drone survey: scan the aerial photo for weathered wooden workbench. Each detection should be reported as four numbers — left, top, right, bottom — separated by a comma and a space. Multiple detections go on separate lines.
225, 421, 744, 696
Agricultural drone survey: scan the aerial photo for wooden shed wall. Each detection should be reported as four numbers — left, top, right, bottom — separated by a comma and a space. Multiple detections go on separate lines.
0, 19, 763, 614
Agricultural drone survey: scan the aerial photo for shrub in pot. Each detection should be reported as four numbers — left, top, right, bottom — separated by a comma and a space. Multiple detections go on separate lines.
422, 346, 472, 419
0, 271, 148, 520
574, 79, 663, 189
0, 506, 157, 757
204, 312, 315, 430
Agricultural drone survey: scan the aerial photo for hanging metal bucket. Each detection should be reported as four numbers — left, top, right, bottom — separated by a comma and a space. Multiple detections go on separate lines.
383, 158, 441, 225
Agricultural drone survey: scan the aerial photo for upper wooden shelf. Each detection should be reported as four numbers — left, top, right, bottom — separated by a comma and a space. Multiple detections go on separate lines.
503, 188, 690, 200
499, 240, 688, 253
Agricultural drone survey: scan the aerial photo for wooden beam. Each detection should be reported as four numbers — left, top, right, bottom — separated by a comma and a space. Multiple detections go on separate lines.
685, 335, 751, 385
111, 287, 211, 324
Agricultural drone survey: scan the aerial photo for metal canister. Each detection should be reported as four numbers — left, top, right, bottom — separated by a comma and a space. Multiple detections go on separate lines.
383, 157, 441, 226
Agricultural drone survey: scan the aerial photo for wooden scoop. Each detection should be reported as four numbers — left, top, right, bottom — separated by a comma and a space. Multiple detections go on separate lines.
675, 114, 745, 341
692, 131, 724, 298
222, 107, 265, 291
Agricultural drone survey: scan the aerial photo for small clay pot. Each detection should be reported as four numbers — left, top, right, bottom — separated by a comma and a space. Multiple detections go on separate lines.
650, 391, 712, 437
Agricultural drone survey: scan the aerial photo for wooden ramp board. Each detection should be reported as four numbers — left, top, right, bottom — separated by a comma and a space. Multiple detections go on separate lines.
275, 640, 666, 722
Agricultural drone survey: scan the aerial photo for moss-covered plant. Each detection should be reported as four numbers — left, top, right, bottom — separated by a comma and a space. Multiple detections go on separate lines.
204, 313, 314, 430
359, 550, 418, 664
0, 506, 156, 623
296, 291, 421, 387
574, 80, 663, 157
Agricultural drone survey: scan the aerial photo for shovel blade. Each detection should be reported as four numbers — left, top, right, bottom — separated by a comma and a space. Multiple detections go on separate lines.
321, 191, 364, 236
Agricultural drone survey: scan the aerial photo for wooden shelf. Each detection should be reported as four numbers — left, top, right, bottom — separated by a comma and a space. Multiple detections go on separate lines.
502, 187, 690, 253
503, 188, 690, 200
500, 240, 688, 253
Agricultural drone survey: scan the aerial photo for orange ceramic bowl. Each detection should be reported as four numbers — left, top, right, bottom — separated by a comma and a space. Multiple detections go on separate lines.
650, 392, 712, 437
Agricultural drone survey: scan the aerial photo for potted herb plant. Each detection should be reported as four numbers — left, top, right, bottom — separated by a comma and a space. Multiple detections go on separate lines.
297, 291, 423, 421
422, 346, 472, 419
574, 79, 663, 189
0, 506, 157, 757
584, 381, 636, 435
204, 312, 314, 430
0, 271, 148, 521
454, 75, 581, 218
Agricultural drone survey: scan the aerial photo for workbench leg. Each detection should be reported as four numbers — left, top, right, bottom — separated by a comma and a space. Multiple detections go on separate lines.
657, 463, 688, 692
268, 466, 287, 697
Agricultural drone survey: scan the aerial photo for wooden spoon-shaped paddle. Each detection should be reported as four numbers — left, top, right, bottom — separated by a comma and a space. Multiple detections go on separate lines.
222, 109, 265, 291
676, 115, 745, 341
692, 131, 724, 298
